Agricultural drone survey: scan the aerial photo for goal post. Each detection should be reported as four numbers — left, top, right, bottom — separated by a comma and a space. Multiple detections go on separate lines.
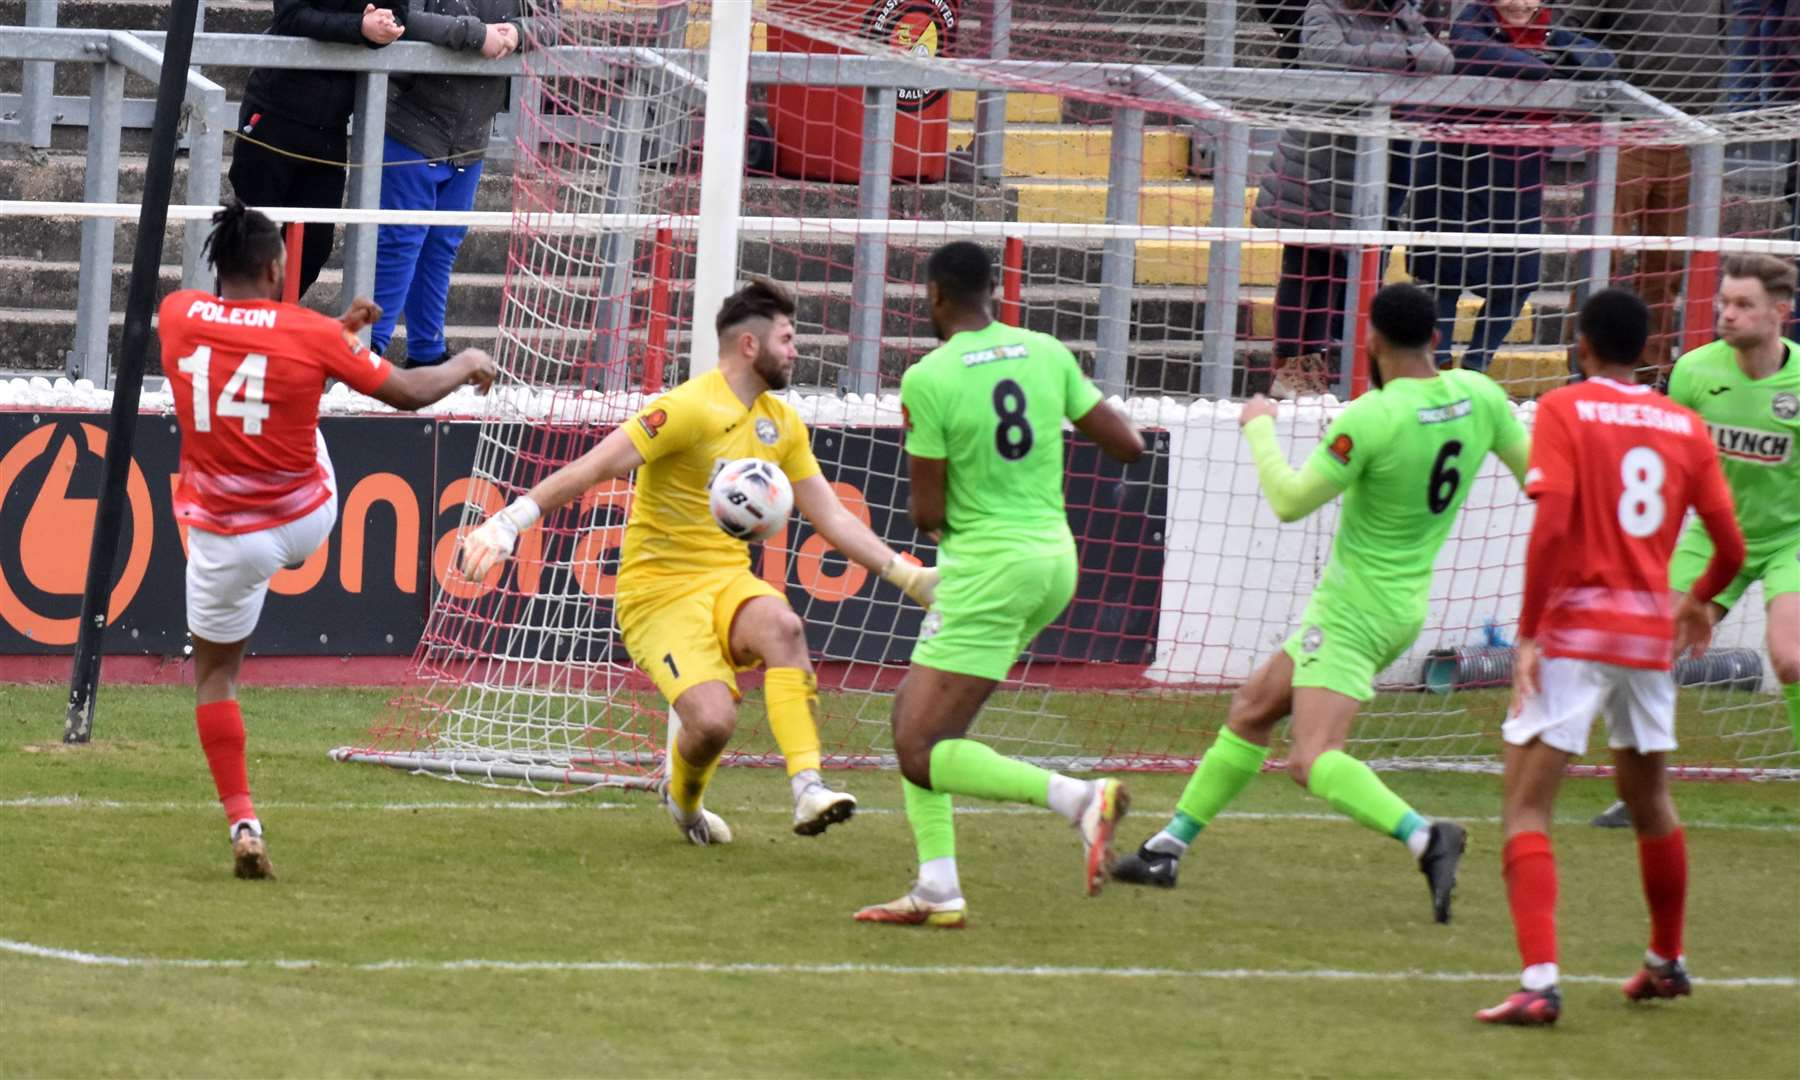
687, 0, 754, 376
327, 1, 1800, 788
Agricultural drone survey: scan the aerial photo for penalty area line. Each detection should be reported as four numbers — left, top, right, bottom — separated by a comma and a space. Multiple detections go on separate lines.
3, 795, 1798, 833
0, 938, 1794, 988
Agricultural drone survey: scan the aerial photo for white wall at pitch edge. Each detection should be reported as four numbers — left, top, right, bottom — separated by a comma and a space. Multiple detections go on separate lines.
1137, 398, 1774, 693
4, 379, 1774, 692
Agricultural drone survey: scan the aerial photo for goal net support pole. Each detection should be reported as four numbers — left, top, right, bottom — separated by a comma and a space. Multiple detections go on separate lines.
688, 0, 754, 377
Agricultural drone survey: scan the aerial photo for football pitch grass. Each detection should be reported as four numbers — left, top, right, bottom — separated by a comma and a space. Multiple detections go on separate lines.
2, 685, 1797, 1078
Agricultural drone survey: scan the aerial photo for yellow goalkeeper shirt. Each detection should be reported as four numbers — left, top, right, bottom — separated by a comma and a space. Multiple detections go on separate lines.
617, 368, 822, 594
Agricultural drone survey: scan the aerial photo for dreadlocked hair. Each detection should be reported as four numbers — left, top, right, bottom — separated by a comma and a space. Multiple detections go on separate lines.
202, 197, 284, 283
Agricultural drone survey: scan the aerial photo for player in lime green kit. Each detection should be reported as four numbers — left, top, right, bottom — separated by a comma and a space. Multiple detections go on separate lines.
1671, 257, 1800, 738
1112, 283, 1530, 922
1592, 255, 1800, 830
855, 241, 1148, 928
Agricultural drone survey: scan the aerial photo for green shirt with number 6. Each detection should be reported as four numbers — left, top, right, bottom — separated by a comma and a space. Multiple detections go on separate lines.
1305, 369, 1528, 624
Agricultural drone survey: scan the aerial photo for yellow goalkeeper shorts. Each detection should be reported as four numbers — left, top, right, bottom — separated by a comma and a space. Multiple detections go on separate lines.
615, 568, 784, 705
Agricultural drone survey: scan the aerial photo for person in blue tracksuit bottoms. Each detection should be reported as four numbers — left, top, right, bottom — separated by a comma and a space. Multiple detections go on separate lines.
371, 0, 559, 365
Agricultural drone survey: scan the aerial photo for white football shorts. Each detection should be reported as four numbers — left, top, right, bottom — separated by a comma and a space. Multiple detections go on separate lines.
184, 433, 337, 643
1502, 655, 1678, 756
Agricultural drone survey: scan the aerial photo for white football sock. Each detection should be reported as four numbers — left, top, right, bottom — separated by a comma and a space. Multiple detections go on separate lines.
1045, 774, 1090, 824
1145, 830, 1189, 857
790, 768, 821, 802
1405, 822, 1433, 858
916, 856, 961, 900
1521, 963, 1558, 991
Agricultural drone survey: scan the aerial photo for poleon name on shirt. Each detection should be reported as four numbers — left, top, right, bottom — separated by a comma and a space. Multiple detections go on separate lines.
185, 299, 278, 329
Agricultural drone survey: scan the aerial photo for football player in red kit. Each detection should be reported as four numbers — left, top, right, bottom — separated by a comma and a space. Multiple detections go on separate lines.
161, 200, 495, 878
1478, 289, 1746, 1025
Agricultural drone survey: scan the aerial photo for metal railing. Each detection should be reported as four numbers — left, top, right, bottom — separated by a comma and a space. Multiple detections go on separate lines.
0, 14, 1738, 395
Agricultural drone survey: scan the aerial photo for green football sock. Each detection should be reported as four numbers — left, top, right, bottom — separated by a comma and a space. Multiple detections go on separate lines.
1785, 683, 1800, 751
904, 777, 955, 863
927, 739, 1051, 807
1307, 749, 1419, 841
1168, 728, 1270, 841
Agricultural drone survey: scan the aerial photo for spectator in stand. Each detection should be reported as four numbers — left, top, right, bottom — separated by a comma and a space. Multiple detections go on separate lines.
1726, 0, 1781, 108
1410, 0, 1613, 376
1256, 0, 1310, 64
1250, 0, 1452, 397
1561, 0, 1724, 384
370, 0, 556, 366
229, 2, 405, 301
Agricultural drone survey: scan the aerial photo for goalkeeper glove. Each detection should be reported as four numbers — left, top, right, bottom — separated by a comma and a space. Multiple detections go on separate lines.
460, 496, 540, 579
880, 554, 939, 607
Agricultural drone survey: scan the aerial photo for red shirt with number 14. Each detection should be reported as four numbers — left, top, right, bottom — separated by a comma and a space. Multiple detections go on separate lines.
159, 290, 393, 535
1522, 376, 1734, 669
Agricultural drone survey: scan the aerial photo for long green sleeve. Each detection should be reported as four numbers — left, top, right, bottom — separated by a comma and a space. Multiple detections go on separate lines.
1243, 415, 1344, 523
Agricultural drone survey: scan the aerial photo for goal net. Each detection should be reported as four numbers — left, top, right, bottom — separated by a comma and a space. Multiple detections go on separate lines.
332, 0, 1800, 788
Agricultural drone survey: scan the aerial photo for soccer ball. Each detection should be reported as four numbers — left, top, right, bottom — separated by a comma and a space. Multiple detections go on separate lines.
708, 458, 793, 542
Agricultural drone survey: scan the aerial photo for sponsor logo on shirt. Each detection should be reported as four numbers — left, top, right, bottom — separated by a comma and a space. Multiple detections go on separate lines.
1710, 423, 1792, 465
1328, 433, 1353, 464
339, 327, 374, 362
1415, 399, 1472, 425
1525, 466, 1543, 487
1573, 398, 1693, 434
637, 408, 667, 439
755, 418, 779, 446
960, 343, 1029, 367
1774, 392, 1799, 421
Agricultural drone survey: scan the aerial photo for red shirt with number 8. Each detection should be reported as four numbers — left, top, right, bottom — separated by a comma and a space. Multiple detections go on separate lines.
159, 290, 393, 535
1522, 376, 1735, 668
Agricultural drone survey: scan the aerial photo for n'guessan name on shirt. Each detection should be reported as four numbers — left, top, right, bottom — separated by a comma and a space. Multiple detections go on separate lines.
1571, 398, 1695, 435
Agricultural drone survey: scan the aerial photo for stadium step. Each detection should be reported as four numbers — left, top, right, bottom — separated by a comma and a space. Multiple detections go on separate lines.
947, 124, 1192, 180
0, 247, 1570, 380
948, 92, 1065, 124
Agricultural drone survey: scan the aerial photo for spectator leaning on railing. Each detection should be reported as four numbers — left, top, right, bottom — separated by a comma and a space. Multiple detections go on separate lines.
369, 0, 558, 367
1561, 0, 1725, 384
228, 1, 406, 302
1408, 0, 1614, 376
1249, 0, 1452, 398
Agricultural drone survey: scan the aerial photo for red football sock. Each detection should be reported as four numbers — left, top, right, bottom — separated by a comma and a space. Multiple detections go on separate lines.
1503, 831, 1558, 969
196, 700, 254, 825
1637, 828, 1687, 961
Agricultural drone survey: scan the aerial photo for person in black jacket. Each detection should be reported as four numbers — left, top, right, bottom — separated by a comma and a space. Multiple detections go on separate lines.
1408, 0, 1614, 374
228, 2, 406, 301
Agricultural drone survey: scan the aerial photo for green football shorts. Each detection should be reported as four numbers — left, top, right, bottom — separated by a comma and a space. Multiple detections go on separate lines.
1670, 531, 1800, 613
1282, 591, 1423, 703
910, 544, 1078, 682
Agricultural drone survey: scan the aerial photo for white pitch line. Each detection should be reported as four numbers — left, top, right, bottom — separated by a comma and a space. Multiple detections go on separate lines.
4, 795, 1798, 832
0, 938, 1793, 988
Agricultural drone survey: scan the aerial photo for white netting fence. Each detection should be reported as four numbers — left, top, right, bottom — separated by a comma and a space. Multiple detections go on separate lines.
168, 0, 1791, 785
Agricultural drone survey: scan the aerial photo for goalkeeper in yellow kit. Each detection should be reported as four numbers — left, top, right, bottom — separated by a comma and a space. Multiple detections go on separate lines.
459, 280, 938, 844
